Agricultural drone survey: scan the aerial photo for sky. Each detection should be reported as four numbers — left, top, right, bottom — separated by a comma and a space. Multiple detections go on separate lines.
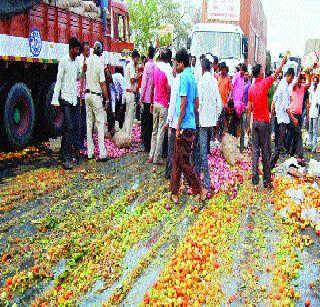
192, 0, 320, 60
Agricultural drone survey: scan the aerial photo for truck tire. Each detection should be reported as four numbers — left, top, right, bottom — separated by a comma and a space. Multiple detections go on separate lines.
0, 83, 35, 150
44, 83, 64, 138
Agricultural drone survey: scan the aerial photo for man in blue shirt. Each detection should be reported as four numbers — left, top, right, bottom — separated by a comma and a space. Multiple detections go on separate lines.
170, 48, 207, 205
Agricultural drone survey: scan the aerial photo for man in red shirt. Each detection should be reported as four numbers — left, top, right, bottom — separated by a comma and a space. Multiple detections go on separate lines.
248, 56, 287, 188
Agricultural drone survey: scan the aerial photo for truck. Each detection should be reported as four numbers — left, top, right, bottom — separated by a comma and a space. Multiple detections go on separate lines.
0, 0, 134, 150
189, 0, 267, 76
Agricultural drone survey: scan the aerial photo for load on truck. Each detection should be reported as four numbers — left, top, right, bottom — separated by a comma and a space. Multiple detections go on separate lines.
189, 0, 267, 76
0, 0, 133, 150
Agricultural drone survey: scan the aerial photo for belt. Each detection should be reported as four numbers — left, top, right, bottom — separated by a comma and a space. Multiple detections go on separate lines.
86, 90, 102, 97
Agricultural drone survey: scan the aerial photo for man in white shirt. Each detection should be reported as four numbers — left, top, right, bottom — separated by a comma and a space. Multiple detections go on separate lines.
112, 67, 126, 129
195, 58, 222, 190
51, 37, 82, 170
85, 41, 109, 162
124, 50, 140, 137
270, 69, 298, 168
307, 76, 320, 153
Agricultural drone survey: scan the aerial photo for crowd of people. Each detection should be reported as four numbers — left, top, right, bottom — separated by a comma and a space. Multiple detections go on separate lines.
52, 37, 320, 205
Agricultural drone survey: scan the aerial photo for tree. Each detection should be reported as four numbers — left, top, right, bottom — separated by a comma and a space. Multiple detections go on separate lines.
127, 0, 196, 54
265, 50, 272, 72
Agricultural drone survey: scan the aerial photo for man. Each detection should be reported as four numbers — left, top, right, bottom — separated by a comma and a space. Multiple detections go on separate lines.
136, 56, 146, 121
231, 64, 246, 137
170, 48, 207, 204
195, 58, 222, 191
288, 72, 310, 160
140, 46, 156, 152
190, 55, 196, 74
112, 67, 126, 129
270, 68, 298, 169
307, 76, 320, 153
124, 50, 140, 137
164, 62, 180, 180
85, 41, 109, 162
217, 62, 232, 138
247, 56, 287, 188
51, 37, 82, 170
148, 49, 173, 165
239, 71, 251, 152
74, 41, 90, 160
105, 68, 117, 136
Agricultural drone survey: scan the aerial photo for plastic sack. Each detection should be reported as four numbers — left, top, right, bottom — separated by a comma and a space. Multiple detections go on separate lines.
221, 133, 242, 165
113, 130, 132, 149
308, 159, 320, 177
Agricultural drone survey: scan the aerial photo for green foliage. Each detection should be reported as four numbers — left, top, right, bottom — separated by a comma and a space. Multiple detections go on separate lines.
127, 0, 196, 54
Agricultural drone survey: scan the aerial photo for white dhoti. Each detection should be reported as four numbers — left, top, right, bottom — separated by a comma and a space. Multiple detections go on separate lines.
123, 92, 135, 137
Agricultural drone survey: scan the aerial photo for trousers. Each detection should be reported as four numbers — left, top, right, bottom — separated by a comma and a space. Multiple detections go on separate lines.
170, 130, 202, 195
195, 127, 213, 189
288, 114, 303, 158
149, 103, 168, 163
270, 123, 288, 169
252, 121, 271, 186
124, 92, 135, 137
309, 117, 319, 151
60, 99, 77, 163
141, 102, 153, 152
85, 93, 107, 159
165, 127, 176, 180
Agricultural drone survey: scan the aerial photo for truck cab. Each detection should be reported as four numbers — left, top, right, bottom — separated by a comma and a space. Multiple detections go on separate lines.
189, 23, 248, 76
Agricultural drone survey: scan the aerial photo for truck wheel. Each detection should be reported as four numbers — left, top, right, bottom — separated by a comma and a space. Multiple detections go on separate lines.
0, 83, 35, 150
45, 83, 64, 138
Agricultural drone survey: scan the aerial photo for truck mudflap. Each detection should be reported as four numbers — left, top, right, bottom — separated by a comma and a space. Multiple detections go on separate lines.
0, 0, 40, 19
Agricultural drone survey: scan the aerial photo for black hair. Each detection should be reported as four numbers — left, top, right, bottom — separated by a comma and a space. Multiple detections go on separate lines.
266, 71, 273, 77
148, 46, 156, 59
286, 68, 295, 77
252, 64, 262, 78
132, 49, 140, 59
141, 55, 147, 61
240, 63, 248, 72
115, 66, 124, 76
236, 66, 240, 72
79, 41, 89, 54
176, 48, 190, 67
212, 56, 219, 64
69, 37, 81, 49
163, 48, 172, 63
201, 58, 211, 72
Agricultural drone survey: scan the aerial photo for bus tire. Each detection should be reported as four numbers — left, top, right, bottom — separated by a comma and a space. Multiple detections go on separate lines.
0, 83, 35, 150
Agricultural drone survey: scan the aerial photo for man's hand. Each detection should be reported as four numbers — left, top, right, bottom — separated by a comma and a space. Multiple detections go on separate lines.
293, 117, 299, 127
281, 55, 288, 67
176, 129, 181, 140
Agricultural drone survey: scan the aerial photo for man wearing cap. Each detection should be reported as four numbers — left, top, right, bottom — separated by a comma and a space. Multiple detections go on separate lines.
85, 41, 109, 162
124, 50, 140, 137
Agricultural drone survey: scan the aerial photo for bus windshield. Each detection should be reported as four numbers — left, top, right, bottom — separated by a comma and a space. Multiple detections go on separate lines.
190, 31, 241, 60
